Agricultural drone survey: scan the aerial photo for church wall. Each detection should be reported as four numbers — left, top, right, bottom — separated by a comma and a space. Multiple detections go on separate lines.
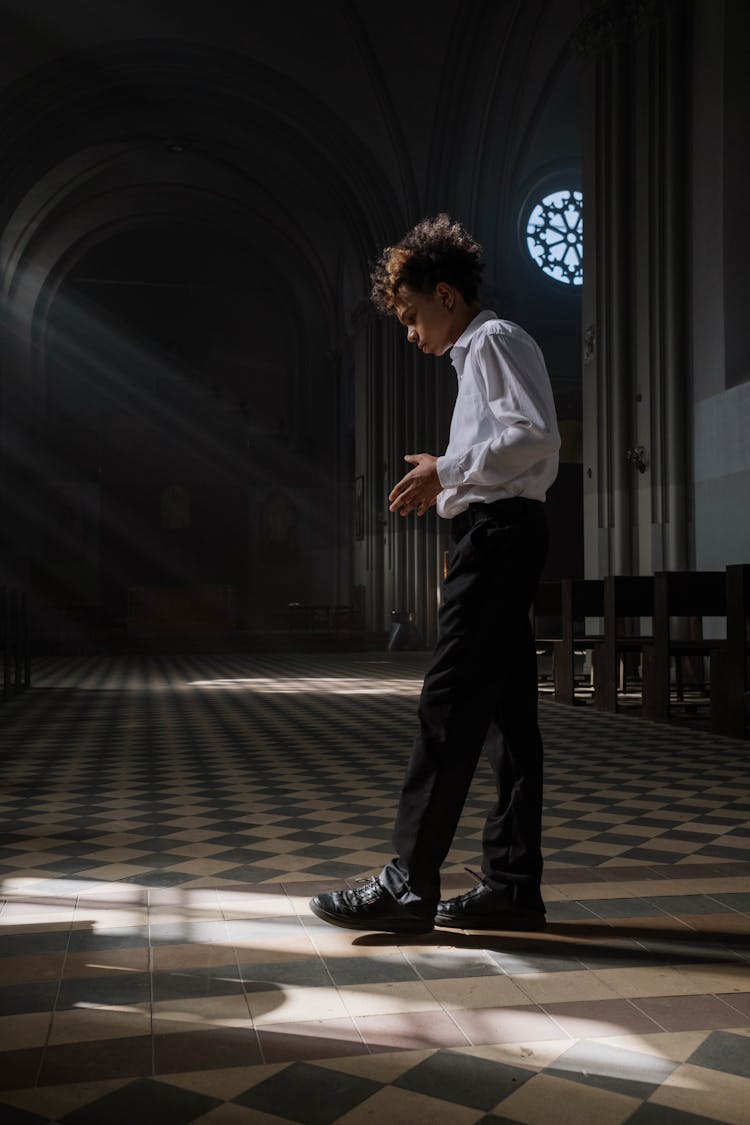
690, 0, 750, 571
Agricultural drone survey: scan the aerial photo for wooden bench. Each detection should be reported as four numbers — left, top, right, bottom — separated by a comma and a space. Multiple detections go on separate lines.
533, 579, 561, 691
641, 570, 727, 723
593, 576, 654, 712
710, 564, 750, 738
535, 578, 604, 704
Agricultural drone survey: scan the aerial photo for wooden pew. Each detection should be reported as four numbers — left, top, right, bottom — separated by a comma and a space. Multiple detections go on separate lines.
534, 579, 604, 704
593, 576, 654, 712
710, 564, 750, 738
554, 578, 604, 703
533, 579, 561, 692
641, 570, 726, 723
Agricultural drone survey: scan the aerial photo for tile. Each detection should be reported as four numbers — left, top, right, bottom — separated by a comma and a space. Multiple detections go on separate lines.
683, 912, 750, 935
393, 1049, 534, 1110
594, 1030, 712, 1063
632, 993, 742, 1031
161, 1062, 288, 1099
313, 1048, 436, 1083
559, 883, 655, 901
152, 943, 240, 973
449, 1005, 564, 1047
0, 1047, 45, 1092
337, 981, 441, 1018
153, 966, 245, 1002
590, 966, 705, 999
68, 927, 149, 953
257, 1018, 369, 1063
240, 960, 331, 989
48, 1006, 151, 1046
63, 947, 149, 978
154, 1029, 263, 1073
493, 1071, 640, 1125
680, 964, 750, 994
620, 1102, 732, 1124
487, 947, 588, 974
541, 998, 662, 1038
708, 892, 750, 912
645, 894, 737, 916
511, 969, 621, 1005
650, 1063, 750, 1125
246, 986, 349, 1025
0, 1011, 53, 1050
0, 980, 59, 1017
424, 975, 530, 1010
335, 1084, 482, 1125
228, 920, 317, 958
218, 891, 295, 919
56, 1077, 221, 1123
0, 930, 69, 957
355, 1010, 469, 1051
322, 954, 418, 986
405, 949, 502, 979
189, 1105, 289, 1124
0, 1077, 128, 1121
0, 906, 74, 927
38, 1037, 153, 1086
545, 900, 601, 921
718, 991, 750, 1017
233, 1060, 380, 1125
546, 1039, 677, 1098
546, 867, 609, 884
0, 953, 65, 985
150, 920, 230, 946
685, 1029, 750, 1079
152, 994, 253, 1034
56, 972, 151, 1009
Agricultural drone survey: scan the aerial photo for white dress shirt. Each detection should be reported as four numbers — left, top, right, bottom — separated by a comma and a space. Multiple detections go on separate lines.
435, 310, 560, 519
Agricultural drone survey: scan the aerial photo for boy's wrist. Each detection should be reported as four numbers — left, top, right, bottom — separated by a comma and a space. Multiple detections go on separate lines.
436, 454, 464, 488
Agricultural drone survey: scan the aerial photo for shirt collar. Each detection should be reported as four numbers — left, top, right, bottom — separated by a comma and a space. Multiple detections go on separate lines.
449, 309, 497, 374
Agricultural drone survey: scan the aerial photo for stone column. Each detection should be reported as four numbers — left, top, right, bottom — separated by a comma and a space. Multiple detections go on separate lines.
352, 305, 452, 646
579, 0, 689, 578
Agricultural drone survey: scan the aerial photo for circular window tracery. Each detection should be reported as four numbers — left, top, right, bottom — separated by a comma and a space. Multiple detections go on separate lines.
525, 189, 583, 286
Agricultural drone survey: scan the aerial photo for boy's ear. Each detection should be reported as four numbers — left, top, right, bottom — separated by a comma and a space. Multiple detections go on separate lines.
436, 282, 454, 310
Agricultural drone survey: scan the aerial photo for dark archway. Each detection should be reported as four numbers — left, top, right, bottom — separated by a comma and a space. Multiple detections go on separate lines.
0, 40, 404, 644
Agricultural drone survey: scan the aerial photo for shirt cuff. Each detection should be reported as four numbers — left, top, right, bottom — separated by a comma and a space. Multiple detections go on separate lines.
436, 454, 465, 488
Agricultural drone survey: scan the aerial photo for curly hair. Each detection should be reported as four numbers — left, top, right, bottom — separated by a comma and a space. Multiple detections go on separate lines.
370, 213, 484, 313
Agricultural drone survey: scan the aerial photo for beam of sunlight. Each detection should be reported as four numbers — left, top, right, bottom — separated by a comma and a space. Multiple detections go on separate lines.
72, 1002, 144, 1014
186, 676, 424, 695
84, 963, 144, 974
550, 1036, 715, 1092
0, 285, 342, 596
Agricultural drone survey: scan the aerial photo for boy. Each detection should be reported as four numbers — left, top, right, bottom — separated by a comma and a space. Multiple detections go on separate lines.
311, 214, 560, 933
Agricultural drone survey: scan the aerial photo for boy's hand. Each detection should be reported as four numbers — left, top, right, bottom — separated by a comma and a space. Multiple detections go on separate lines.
389, 454, 442, 517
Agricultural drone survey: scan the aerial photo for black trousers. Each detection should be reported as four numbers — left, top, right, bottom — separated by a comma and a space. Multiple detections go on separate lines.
380, 497, 549, 911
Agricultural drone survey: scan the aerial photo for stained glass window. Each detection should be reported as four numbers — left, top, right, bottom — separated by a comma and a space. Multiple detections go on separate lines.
525, 190, 583, 286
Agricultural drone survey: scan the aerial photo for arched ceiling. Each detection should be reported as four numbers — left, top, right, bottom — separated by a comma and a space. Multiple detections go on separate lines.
0, 0, 582, 436
0, 1, 581, 313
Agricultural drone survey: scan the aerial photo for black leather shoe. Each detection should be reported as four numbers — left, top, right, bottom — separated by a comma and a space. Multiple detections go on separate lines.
435, 879, 546, 931
310, 876, 434, 933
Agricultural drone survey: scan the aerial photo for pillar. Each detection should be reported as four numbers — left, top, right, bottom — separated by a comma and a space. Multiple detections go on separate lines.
578, 0, 690, 578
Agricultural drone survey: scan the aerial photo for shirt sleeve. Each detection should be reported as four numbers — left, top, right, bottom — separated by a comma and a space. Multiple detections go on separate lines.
436, 330, 560, 488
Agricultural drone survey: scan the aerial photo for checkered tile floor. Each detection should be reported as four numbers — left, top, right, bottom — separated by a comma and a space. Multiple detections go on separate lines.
0, 653, 748, 1123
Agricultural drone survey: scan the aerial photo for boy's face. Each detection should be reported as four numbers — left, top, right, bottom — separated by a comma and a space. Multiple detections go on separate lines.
393, 284, 458, 357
